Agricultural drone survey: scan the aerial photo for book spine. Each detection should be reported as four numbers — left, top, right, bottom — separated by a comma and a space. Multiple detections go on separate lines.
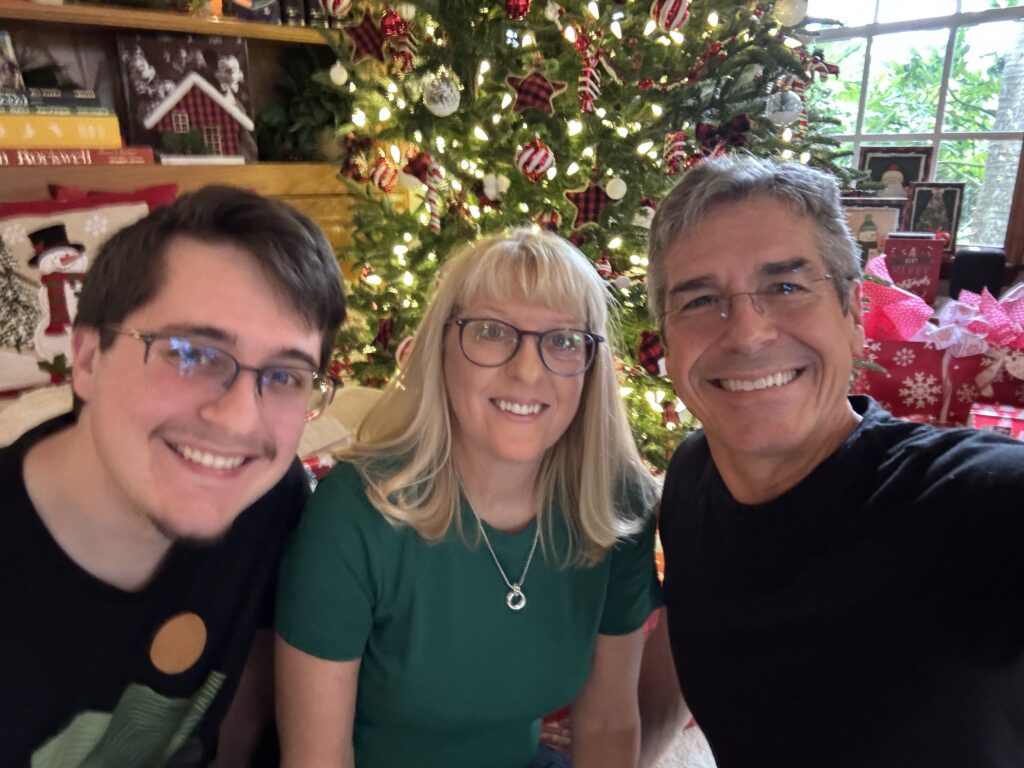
0, 114, 123, 149
0, 89, 28, 108
0, 104, 114, 116
0, 146, 154, 166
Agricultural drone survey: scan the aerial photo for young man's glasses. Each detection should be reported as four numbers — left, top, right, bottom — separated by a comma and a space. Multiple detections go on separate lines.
665, 275, 835, 332
107, 325, 337, 421
451, 318, 603, 377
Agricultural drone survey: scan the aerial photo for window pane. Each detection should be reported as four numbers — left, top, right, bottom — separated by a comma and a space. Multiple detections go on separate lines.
808, 39, 866, 135
876, 0, 956, 23
945, 20, 1024, 132
864, 29, 951, 134
806, 0, 876, 27
959, 0, 1021, 11
937, 139, 1021, 246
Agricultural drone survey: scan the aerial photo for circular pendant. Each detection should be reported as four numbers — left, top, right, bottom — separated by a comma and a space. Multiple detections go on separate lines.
506, 586, 526, 611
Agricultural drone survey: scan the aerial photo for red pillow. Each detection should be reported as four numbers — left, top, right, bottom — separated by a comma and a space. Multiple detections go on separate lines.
49, 183, 179, 209
0, 184, 177, 218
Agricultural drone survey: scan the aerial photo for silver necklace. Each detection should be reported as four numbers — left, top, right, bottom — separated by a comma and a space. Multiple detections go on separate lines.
471, 508, 541, 611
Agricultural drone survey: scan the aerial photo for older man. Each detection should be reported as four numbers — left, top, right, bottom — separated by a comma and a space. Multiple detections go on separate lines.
1, 187, 346, 766
647, 156, 1024, 767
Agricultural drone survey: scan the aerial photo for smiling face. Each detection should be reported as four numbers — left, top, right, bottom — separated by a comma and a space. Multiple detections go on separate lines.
444, 292, 588, 483
72, 235, 321, 542
661, 196, 864, 490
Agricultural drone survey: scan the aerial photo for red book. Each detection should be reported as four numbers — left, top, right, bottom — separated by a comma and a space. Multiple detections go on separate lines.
883, 232, 944, 305
0, 146, 155, 166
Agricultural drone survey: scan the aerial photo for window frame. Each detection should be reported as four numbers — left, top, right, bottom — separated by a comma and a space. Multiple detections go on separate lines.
811, 4, 1024, 266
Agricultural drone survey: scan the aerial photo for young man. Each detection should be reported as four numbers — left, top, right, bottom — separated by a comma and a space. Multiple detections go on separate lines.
1, 186, 346, 766
647, 156, 1024, 767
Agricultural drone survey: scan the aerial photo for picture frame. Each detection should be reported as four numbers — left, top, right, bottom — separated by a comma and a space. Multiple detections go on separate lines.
842, 197, 905, 265
904, 182, 965, 254
857, 146, 934, 199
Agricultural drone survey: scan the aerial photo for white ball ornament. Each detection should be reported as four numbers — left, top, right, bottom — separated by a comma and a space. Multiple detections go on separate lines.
329, 60, 349, 86
482, 173, 511, 200
396, 2, 416, 20
319, 0, 351, 19
766, 88, 802, 125
422, 68, 462, 117
396, 171, 423, 191
773, 0, 808, 26
605, 177, 627, 201
613, 275, 631, 290
649, 0, 689, 33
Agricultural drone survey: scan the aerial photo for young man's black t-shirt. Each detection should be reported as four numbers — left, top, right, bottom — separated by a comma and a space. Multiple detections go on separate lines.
0, 415, 307, 767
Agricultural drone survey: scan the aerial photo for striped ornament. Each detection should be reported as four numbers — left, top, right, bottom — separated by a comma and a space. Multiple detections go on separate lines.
370, 158, 398, 193
319, 0, 351, 18
649, 0, 689, 33
515, 137, 555, 183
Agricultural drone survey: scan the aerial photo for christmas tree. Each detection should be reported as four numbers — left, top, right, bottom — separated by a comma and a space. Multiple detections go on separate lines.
322, 0, 850, 469
0, 239, 39, 354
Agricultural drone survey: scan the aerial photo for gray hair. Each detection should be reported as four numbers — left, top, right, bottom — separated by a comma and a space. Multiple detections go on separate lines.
646, 155, 861, 324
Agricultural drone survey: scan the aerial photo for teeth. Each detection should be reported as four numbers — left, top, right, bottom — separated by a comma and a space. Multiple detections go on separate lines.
719, 369, 797, 392
177, 445, 245, 470
496, 400, 543, 416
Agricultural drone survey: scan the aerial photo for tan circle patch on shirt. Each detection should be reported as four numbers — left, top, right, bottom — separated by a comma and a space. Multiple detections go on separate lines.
149, 612, 207, 675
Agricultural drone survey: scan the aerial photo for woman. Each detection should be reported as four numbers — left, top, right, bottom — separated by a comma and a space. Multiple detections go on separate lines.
275, 228, 661, 767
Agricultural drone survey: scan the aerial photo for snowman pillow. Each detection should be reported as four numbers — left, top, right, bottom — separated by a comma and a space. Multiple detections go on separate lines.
0, 199, 152, 394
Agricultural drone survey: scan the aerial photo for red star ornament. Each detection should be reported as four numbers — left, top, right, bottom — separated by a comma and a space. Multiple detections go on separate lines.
344, 8, 386, 62
566, 184, 610, 227
506, 70, 567, 114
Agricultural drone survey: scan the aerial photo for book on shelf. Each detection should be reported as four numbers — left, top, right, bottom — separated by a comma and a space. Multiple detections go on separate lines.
157, 153, 245, 165
0, 113, 123, 149
0, 103, 114, 116
0, 146, 154, 166
0, 88, 104, 109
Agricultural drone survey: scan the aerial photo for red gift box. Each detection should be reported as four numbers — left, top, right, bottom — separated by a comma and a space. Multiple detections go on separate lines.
883, 232, 944, 305
855, 256, 1024, 424
968, 403, 1024, 440
852, 340, 986, 425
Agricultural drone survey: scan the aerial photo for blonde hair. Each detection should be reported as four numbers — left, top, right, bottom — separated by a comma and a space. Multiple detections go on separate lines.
342, 228, 658, 565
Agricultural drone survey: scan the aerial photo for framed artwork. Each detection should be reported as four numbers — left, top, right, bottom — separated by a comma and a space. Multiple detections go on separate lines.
904, 182, 965, 254
842, 197, 905, 265
116, 32, 255, 160
857, 146, 934, 199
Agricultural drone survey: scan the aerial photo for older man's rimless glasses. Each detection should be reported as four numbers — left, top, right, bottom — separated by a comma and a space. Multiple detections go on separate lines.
451, 318, 603, 377
107, 325, 337, 421
665, 275, 835, 332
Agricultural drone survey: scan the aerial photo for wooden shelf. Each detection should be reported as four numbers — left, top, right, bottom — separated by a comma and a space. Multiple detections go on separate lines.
0, 162, 357, 249
0, 0, 334, 44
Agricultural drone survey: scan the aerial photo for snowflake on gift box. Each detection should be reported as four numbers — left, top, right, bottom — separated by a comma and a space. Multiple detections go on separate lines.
899, 371, 942, 410
863, 340, 881, 363
893, 347, 916, 367
84, 214, 109, 238
877, 400, 895, 414
2, 223, 27, 247
957, 383, 979, 404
